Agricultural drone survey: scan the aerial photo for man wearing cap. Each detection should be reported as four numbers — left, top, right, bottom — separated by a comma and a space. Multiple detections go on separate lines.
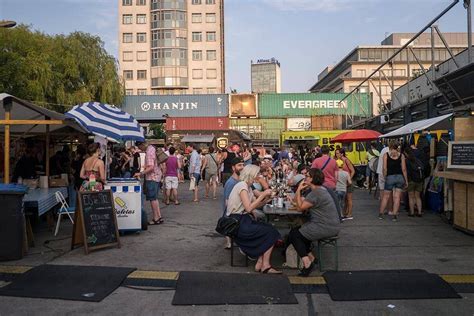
134, 140, 163, 225
222, 157, 244, 249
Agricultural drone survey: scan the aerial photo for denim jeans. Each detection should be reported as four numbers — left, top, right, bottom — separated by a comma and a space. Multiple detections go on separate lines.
335, 190, 346, 216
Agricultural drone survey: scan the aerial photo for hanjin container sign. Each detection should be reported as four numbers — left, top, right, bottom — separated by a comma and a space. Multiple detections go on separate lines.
121, 94, 229, 120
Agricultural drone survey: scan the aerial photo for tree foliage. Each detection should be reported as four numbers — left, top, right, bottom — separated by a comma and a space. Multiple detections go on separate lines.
0, 25, 123, 112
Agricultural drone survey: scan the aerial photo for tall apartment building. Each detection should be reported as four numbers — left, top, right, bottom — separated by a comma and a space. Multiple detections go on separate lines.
310, 33, 472, 115
251, 58, 281, 93
118, 0, 225, 96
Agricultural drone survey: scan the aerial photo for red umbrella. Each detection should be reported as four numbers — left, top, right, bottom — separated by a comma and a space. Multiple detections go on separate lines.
330, 129, 382, 143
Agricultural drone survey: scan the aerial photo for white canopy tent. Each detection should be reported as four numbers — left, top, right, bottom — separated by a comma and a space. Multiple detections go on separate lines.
379, 113, 453, 138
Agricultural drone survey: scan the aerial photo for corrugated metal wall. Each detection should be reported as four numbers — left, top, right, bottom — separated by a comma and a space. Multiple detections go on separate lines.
166, 117, 229, 131
230, 118, 285, 140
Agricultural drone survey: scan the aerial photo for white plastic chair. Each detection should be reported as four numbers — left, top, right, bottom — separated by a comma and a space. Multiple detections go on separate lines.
54, 191, 75, 236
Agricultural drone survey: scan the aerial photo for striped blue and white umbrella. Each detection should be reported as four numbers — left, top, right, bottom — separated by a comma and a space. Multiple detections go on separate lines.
66, 102, 145, 142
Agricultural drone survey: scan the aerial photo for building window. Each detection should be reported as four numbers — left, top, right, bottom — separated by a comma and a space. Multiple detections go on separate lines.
136, 0, 146, 5
206, 32, 216, 42
137, 51, 147, 61
123, 51, 133, 61
123, 33, 133, 43
206, 13, 216, 23
123, 70, 133, 80
192, 50, 202, 61
125, 89, 133, 95
122, 0, 132, 5
136, 14, 146, 24
206, 50, 216, 61
207, 87, 217, 94
122, 14, 133, 24
138, 89, 147, 95
356, 69, 366, 78
137, 70, 147, 80
192, 69, 203, 79
192, 32, 202, 42
206, 69, 217, 79
193, 88, 203, 94
137, 33, 146, 43
206, 0, 215, 4
192, 13, 202, 23
192, 0, 201, 4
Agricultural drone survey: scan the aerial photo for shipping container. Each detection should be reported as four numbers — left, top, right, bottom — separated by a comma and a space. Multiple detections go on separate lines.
258, 93, 371, 118
121, 94, 229, 120
311, 115, 343, 130
165, 117, 229, 131
230, 118, 285, 140
286, 118, 311, 131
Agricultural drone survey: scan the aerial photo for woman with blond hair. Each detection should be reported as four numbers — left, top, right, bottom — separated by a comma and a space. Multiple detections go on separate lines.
227, 165, 281, 274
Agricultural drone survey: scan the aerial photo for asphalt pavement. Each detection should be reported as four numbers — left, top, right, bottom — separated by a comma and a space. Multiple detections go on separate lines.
0, 183, 473, 315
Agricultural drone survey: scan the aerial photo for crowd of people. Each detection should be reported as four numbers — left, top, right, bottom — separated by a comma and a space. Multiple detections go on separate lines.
13, 136, 432, 277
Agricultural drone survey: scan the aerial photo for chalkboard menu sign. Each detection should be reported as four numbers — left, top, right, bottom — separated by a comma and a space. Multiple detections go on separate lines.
72, 190, 120, 254
448, 141, 474, 170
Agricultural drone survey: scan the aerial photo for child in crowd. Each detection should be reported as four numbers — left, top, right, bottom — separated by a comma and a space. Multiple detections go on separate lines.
335, 159, 352, 220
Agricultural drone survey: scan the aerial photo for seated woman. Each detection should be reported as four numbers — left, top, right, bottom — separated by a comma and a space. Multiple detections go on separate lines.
227, 165, 282, 274
289, 168, 340, 277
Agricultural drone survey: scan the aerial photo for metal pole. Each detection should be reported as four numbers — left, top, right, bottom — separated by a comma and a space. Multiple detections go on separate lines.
467, 0, 472, 63
433, 26, 461, 68
431, 26, 436, 72
3, 101, 12, 184
338, 0, 460, 110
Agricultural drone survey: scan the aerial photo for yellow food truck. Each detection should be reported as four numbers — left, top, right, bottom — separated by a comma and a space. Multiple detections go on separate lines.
281, 130, 368, 166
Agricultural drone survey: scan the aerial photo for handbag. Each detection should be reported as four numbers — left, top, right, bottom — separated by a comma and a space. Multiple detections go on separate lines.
189, 176, 196, 191
155, 149, 169, 164
215, 215, 242, 237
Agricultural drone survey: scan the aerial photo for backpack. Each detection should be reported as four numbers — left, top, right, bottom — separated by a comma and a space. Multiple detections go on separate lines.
410, 158, 425, 183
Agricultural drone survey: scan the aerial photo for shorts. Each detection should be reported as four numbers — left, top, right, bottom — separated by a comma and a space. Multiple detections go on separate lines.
384, 174, 405, 191
165, 176, 179, 189
365, 165, 373, 177
192, 173, 201, 186
145, 180, 160, 201
206, 173, 218, 182
347, 183, 354, 193
407, 181, 423, 193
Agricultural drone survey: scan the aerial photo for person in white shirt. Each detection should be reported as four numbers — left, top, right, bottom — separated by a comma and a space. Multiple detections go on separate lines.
377, 143, 392, 217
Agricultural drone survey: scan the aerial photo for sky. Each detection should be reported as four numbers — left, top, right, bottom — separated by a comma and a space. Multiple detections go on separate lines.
0, 0, 470, 93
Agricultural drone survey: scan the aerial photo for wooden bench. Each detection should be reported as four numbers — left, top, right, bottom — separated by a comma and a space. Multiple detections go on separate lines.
230, 237, 249, 267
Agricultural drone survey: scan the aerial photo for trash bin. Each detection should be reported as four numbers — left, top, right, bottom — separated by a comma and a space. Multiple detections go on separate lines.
0, 184, 28, 261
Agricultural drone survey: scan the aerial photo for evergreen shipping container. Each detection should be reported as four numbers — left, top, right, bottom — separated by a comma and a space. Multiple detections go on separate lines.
258, 93, 371, 118
230, 118, 285, 140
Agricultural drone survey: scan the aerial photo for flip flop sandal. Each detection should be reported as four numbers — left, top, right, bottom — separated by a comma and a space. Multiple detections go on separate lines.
148, 219, 162, 225
174, 202, 181, 205
261, 267, 282, 274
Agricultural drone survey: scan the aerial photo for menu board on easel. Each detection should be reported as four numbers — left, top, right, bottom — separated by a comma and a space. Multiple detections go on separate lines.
71, 190, 120, 254
448, 141, 474, 170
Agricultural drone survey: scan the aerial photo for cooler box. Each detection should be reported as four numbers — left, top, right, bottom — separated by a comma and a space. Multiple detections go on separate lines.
105, 179, 142, 231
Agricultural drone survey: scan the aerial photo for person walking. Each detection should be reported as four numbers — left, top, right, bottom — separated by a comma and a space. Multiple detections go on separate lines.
365, 142, 380, 189
404, 147, 424, 217
379, 141, 408, 221
221, 146, 236, 185
134, 141, 164, 225
164, 146, 181, 205
188, 144, 202, 202
335, 148, 356, 220
202, 147, 219, 199
335, 159, 351, 216
377, 143, 392, 215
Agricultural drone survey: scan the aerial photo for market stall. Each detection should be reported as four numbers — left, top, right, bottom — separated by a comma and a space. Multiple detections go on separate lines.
66, 102, 145, 232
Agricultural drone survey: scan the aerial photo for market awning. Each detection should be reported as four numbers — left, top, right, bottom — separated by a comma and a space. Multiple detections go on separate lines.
380, 114, 453, 138
0, 93, 87, 135
181, 135, 215, 143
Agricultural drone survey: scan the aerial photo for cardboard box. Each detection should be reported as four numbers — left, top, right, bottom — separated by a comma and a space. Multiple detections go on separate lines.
49, 177, 68, 187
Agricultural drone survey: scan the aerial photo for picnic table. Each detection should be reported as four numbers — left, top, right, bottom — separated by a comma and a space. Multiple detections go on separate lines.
23, 187, 68, 217
262, 204, 306, 229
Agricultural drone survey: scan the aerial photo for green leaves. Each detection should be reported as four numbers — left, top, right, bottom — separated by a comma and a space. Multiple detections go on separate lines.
0, 25, 123, 112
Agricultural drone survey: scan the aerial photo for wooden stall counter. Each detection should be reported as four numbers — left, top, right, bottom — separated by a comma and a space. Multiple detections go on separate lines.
436, 170, 474, 235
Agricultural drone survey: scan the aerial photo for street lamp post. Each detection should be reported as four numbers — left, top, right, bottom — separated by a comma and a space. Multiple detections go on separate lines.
465, 0, 472, 62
